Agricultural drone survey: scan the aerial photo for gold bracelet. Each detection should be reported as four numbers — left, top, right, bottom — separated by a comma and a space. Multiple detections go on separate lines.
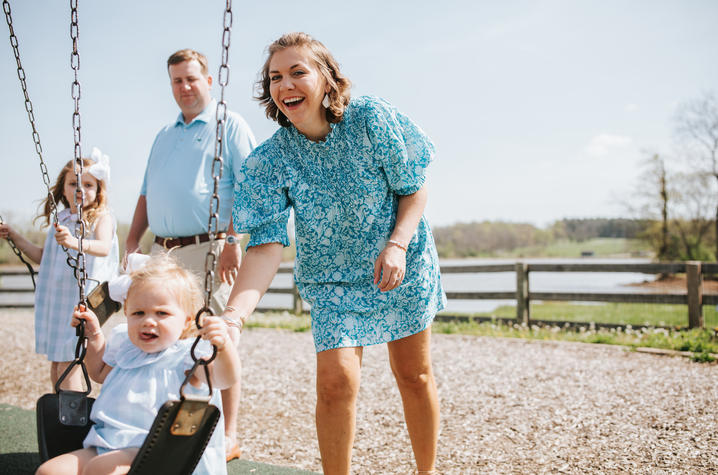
386, 239, 407, 252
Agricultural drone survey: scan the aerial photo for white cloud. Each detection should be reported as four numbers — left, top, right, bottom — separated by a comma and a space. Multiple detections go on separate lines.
584, 134, 633, 158
625, 103, 639, 112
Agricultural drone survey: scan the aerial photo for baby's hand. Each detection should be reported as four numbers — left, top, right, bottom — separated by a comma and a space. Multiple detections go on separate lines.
54, 224, 78, 249
71, 304, 102, 338
199, 316, 232, 351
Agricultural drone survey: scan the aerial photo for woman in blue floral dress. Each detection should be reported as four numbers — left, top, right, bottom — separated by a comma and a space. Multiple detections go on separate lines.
226, 32, 445, 475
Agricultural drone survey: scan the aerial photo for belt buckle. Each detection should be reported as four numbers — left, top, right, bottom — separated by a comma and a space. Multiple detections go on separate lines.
163, 237, 174, 250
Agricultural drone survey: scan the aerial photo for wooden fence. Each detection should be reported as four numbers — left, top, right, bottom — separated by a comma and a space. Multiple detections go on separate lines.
1, 261, 714, 329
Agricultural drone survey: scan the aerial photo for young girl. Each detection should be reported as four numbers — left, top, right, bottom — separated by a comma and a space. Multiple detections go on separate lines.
35, 253, 241, 475
0, 148, 119, 391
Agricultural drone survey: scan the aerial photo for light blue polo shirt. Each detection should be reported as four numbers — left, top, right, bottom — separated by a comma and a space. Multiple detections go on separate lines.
141, 100, 256, 237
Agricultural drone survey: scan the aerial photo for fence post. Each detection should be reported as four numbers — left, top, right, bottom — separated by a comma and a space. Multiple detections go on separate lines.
686, 261, 703, 329
292, 283, 303, 316
516, 262, 530, 325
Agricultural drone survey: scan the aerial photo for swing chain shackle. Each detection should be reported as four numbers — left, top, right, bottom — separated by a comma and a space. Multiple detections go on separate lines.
202, 0, 233, 314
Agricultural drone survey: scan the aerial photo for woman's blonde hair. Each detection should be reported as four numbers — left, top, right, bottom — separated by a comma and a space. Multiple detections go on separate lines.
126, 253, 204, 339
36, 158, 109, 229
256, 32, 352, 127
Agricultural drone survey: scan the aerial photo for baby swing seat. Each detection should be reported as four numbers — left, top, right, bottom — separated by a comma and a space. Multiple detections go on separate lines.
36, 355, 95, 462
128, 357, 220, 475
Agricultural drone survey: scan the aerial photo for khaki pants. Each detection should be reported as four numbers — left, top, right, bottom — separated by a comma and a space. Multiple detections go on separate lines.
151, 240, 230, 316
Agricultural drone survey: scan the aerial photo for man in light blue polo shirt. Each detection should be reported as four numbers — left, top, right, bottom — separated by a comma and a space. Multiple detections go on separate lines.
125, 48, 255, 461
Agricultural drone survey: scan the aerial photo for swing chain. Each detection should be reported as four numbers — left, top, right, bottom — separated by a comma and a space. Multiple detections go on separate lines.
67, 0, 89, 362
201, 0, 233, 312
69, 0, 87, 308
2, 0, 62, 226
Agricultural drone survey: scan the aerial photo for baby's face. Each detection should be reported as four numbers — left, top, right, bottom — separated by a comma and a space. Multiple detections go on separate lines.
124, 280, 191, 353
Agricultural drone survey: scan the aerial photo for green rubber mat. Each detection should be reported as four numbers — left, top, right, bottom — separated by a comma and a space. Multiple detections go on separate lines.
0, 404, 318, 474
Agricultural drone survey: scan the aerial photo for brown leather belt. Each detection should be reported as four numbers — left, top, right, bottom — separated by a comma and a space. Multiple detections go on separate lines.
154, 232, 227, 249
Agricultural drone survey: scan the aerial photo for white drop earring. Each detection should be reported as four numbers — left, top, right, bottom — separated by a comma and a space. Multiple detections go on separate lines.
322, 94, 330, 108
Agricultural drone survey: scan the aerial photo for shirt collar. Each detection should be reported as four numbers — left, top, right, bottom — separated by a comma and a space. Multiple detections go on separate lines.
174, 99, 217, 127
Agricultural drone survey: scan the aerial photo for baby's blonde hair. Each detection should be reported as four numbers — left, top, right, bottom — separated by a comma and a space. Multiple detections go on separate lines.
126, 253, 204, 339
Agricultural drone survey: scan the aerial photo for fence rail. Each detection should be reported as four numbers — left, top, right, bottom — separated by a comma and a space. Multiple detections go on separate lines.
1, 261, 714, 328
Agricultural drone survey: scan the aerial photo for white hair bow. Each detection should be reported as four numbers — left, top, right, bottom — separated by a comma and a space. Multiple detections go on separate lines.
88, 146, 111, 184
108, 253, 151, 303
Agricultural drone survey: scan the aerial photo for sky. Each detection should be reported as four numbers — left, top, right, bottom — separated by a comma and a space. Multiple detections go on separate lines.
1, 0, 717, 230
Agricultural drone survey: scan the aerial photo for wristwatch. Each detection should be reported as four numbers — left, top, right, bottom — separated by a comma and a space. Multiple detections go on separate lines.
225, 234, 238, 245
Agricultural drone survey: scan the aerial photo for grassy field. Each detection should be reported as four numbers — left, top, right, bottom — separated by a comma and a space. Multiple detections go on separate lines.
248, 305, 718, 362
431, 319, 718, 361
486, 302, 718, 328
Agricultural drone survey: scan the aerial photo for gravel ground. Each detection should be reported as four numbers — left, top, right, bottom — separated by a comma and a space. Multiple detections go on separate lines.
1, 308, 716, 474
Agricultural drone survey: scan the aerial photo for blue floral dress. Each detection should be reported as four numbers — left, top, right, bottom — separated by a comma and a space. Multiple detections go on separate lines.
83, 324, 226, 475
233, 96, 446, 352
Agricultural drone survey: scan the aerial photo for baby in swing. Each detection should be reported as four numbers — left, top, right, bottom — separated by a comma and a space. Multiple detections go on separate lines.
0, 148, 118, 392
35, 253, 241, 475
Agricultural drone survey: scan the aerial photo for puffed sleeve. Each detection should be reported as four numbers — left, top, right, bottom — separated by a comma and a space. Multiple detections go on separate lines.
102, 323, 128, 367
232, 141, 291, 248
364, 96, 436, 195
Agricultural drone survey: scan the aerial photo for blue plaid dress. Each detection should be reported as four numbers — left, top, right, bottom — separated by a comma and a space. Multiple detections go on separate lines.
233, 96, 446, 352
34, 208, 119, 361
83, 325, 226, 475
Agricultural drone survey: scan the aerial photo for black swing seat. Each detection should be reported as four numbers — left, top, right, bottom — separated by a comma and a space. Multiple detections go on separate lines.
36, 353, 95, 463
128, 397, 220, 475
36, 390, 95, 462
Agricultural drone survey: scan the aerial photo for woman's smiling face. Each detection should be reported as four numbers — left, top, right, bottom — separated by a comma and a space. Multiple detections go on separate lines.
269, 46, 330, 139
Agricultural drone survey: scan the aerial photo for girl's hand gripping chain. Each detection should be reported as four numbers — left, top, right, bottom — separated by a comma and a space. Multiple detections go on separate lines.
0, 223, 12, 240
55, 223, 79, 250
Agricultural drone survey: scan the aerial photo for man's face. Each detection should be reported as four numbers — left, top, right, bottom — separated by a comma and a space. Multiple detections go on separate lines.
169, 59, 212, 122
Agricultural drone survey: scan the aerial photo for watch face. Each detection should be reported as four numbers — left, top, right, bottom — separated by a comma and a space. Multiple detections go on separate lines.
226, 235, 237, 245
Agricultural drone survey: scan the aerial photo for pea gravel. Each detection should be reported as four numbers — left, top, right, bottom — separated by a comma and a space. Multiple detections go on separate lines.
1, 309, 716, 474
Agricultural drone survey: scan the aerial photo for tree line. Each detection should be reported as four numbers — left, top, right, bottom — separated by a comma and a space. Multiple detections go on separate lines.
432, 218, 646, 258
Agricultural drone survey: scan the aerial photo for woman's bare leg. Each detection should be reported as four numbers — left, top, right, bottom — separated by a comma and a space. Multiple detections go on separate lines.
387, 327, 439, 472
315, 346, 363, 475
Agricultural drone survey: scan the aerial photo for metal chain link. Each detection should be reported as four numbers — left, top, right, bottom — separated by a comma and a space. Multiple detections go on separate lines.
0, 214, 37, 289
3, 0, 60, 223
202, 0, 232, 314
3, 0, 81, 276
192, 0, 232, 365
69, 0, 87, 309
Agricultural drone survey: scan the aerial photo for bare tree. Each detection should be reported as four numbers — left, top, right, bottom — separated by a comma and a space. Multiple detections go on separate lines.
625, 153, 673, 260
674, 92, 718, 258
671, 172, 717, 260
